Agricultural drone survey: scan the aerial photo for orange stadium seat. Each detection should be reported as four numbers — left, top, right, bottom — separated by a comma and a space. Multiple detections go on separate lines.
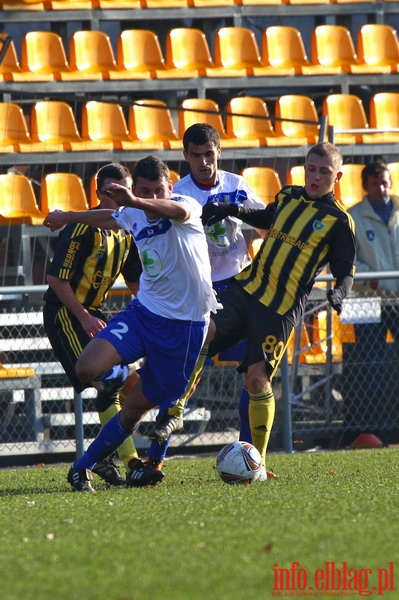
141, 0, 188, 6
369, 92, 399, 143
117, 30, 184, 79
0, 173, 45, 225
357, 24, 399, 73
30, 100, 101, 151
165, 28, 220, 77
70, 30, 143, 80
129, 99, 183, 150
44, 0, 93, 8
81, 100, 159, 150
0, 102, 63, 153
41, 173, 89, 215
274, 95, 320, 145
262, 26, 314, 75
169, 170, 180, 185
0, 37, 60, 82
322, 94, 372, 144
241, 167, 282, 205
225, 96, 305, 147
286, 165, 305, 187
309, 25, 385, 74
179, 98, 240, 148
213, 27, 271, 77
2, 0, 45, 10
334, 164, 364, 210
388, 162, 399, 196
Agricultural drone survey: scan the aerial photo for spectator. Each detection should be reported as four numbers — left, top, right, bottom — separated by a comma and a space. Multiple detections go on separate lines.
346, 161, 399, 435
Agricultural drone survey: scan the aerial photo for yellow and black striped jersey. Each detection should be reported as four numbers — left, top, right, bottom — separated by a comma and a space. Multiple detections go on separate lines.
44, 215, 141, 310
235, 185, 356, 316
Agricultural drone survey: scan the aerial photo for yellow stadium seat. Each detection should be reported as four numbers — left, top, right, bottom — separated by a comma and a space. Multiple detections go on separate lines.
274, 95, 320, 145
322, 94, 371, 144
165, 28, 223, 77
94, 0, 140, 6
82, 101, 158, 151
0, 363, 35, 378
128, 100, 182, 150
213, 27, 270, 77
241, 167, 282, 205
169, 170, 180, 185
357, 24, 399, 73
30, 100, 101, 152
334, 164, 364, 210
309, 25, 380, 74
388, 162, 399, 196
179, 98, 241, 148
0, 37, 59, 82
70, 30, 140, 80
286, 165, 305, 187
2, 0, 45, 10
191, 0, 234, 5
262, 26, 314, 75
0, 173, 45, 225
117, 30, 183, 79
369, 92, 399, 143
142, 0, 187, 6
44, 0, 93, 8
225, 96, 305, 147
0, 102, 65, 153
41, 173, 89, 215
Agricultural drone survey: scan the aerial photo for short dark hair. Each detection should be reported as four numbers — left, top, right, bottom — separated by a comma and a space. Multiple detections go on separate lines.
182, 123, 221, 151
361, 160, 390, 188
306, 142, 343, 169
96, 163, 131, 192
133, 155, 170, 185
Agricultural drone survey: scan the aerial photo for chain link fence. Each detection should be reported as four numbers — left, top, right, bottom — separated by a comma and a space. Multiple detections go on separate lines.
0, 277, 398, 464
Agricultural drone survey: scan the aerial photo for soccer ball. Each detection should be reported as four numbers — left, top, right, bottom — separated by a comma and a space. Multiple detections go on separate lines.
216, 441, 262, 485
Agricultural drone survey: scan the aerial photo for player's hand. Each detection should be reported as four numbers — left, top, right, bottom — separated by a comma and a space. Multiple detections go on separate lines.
43, 210, 68, 231
201, 202, 239, 227
327, 289, 343, 315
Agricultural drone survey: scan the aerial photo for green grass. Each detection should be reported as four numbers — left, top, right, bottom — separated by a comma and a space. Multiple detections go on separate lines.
0, 448, 398, 600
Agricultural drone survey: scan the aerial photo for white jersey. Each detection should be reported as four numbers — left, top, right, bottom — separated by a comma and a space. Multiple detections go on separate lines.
112, 194, 219, 321
173, 171, 264, 282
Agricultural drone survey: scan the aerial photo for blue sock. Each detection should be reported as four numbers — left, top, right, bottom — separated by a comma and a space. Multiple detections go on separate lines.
74, 412, 131, 469
238, 386, 252, 443
146, 406, 172, 462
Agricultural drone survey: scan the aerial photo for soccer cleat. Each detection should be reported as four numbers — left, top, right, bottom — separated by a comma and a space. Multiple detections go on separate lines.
257, 466, 277, 482
126, 458, 165, 488
92, 457, 126, 486
145, 456, 164, 471
150, 413, 184, 442
67, 467, 96, 493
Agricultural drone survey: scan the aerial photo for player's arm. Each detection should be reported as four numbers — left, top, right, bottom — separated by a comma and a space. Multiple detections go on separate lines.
327, 220, 356, 314
46, 276, 107, 336
43, 209, 119, 232
104, 182, 190, 221
202, 201, 276, 230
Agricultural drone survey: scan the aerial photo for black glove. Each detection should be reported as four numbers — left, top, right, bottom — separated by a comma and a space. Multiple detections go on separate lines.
327, 288, 343, 315
201, 202, 239, 227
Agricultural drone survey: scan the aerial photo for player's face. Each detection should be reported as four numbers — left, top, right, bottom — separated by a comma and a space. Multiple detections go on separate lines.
133, 176, 172, 199
98, 176, 132, 207
183, 141, 221, 186
364, 173, 392, 204
304, 154, 342, 199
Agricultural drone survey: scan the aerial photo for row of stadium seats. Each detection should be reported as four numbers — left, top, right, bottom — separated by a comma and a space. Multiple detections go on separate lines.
2, 0, 394, 10
2, 162, 399, 225
1, 24, 399, 83
1, 92, 399, 155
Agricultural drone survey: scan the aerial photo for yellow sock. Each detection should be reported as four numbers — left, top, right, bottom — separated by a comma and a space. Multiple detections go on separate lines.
168, 345, 209, 417
98, 402, 138, 472
248, 390, 275, 465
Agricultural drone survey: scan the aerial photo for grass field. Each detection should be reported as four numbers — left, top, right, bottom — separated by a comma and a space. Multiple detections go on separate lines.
0, 448, 398, 600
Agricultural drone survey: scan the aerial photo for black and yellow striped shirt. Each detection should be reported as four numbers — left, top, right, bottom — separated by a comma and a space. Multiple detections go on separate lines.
44, 218, 141, 310
236, 185, 356, 316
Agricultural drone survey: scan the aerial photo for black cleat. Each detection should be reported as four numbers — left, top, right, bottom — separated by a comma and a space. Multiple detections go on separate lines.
126, 459, 165, 488
67, 467, 96, 493
96, 368, 129, 411
92, 457, 126, 486
150, 413, 184, 442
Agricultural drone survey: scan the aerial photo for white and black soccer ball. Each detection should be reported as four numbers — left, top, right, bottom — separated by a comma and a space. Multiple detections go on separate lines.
216, 441, 262, 485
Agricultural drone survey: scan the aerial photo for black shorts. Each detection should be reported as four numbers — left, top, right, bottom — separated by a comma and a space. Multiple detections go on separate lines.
208, 281, 296, 380
43, 302, 106, 392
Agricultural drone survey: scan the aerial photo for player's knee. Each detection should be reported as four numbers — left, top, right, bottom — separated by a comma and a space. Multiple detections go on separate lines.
76, 355, 96, 385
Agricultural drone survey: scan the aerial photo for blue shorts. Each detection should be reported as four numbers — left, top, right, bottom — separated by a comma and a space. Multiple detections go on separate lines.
96, 299, 207, 409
